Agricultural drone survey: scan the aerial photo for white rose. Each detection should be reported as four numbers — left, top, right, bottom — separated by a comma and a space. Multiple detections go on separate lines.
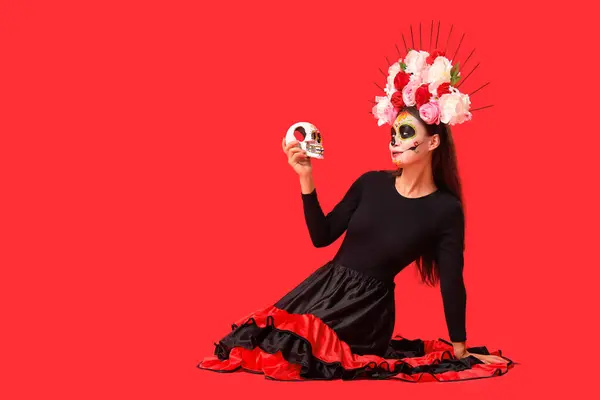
428, 80, 441, 97
404, 50, 429, 76
384, 62, 402, 96
384, 81, 396, 96
388, 62, 401, 77
409, 73, 422, 85
372, 96, 396, 126
426, 56, 452, 85
439, 92, 472, 125
420, 65, 431, 83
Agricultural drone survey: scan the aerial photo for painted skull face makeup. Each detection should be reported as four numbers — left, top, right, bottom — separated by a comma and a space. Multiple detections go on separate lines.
389, 111, 430, 167
391, 112, 417, 144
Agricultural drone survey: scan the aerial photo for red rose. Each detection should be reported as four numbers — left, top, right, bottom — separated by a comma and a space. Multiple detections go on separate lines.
393, 71, 411, 92
415, 84, 432, 108
426, 49, 445, 65
436, 82, 451, 97
391, 91, 405, 109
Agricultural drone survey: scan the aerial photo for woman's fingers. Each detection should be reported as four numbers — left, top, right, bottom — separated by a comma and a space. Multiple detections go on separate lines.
470, 354, 489, 364
288, 146, 303, 154
287, 147, 305, 161
284, 140, 300, 153
290, 151, 308, 164
474, 354, 507, 365
488, 355, 508, 364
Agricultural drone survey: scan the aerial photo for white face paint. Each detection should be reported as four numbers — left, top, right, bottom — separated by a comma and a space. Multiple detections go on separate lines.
389, 111, 432, 167
285, 122, 324, 159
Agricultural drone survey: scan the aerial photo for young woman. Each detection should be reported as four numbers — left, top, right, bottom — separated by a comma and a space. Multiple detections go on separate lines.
197, 45, 514, 382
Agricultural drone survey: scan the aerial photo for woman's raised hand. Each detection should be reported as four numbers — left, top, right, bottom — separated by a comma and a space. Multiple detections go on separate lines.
282, 137, 312, 177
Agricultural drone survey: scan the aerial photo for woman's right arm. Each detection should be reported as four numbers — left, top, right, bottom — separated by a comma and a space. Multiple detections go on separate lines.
282, 137, 365, 248
300, 173, 365, 248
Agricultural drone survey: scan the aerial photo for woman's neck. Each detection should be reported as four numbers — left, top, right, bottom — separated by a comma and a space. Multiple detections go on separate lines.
395, 160, 437, 197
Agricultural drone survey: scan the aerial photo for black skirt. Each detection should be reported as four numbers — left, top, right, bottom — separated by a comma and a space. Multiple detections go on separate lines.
197, 261, 514, 382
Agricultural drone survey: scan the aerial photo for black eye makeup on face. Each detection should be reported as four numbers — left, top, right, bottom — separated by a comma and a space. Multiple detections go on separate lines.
399, 124, 416, 139
391, 124, 416, 145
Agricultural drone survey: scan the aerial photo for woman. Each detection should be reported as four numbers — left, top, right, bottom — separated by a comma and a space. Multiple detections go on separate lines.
198, 42, 514, 381
196, 105, 513, 382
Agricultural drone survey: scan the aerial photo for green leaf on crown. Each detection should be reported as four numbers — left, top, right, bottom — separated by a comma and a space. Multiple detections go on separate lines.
400, 62, 407, 71
450, 62, 461, 86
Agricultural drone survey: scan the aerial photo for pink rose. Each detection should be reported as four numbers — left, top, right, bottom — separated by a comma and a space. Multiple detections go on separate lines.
402, 80, 419, 107
385, 104, 399, 125
419, 102, 441, 125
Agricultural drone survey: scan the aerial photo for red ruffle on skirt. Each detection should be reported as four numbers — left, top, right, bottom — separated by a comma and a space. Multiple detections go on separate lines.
197, 305, 514, 382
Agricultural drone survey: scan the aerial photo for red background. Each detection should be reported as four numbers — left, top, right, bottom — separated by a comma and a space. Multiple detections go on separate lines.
1, 0, 598, 398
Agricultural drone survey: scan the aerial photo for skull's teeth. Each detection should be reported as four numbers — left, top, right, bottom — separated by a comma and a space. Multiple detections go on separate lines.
306, 144, 324, 154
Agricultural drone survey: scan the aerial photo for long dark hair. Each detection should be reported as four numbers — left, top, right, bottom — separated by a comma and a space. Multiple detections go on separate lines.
391, 106, 465, 286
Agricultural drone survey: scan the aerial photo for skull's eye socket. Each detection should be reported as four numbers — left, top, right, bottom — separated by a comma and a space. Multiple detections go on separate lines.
294, 127, 307, 142
399, 124, 416, 139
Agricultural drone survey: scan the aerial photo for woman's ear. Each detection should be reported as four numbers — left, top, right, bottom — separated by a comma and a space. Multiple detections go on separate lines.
429, 134, 441, 151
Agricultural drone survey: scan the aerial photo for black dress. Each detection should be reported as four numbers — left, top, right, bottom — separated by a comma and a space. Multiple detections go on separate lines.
197, 170, 513, 382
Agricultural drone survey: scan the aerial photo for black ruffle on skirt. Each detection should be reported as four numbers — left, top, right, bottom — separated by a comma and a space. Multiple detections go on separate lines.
197, 261, 514, 382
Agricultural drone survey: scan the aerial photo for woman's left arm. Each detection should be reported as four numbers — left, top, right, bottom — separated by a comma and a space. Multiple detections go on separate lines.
435, 201, 467, 346
436, 201, 508, 365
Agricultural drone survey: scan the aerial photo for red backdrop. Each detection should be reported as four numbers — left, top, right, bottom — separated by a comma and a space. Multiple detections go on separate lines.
1, 0, 598, 398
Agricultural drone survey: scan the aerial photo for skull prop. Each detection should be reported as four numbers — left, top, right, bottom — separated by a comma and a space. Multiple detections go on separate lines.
285, 122, 324, 159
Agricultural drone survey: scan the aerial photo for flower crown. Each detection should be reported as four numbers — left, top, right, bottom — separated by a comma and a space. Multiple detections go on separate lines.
372, 49, 471, 127
371, 23, 491, 128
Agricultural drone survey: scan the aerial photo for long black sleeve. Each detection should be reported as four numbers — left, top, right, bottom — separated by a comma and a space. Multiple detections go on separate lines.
435, 201, 467, 343
300, 172, 367, 248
